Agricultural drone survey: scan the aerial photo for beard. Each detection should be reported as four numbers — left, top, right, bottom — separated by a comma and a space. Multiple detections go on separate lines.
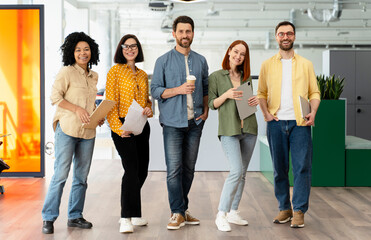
176, 37, 193, 48
279, 40, 294, 51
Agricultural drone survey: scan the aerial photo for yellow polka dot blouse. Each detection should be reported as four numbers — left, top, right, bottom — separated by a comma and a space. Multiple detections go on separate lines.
106, 64, 152, 135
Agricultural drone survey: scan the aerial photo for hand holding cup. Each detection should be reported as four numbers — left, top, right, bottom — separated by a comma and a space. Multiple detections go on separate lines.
186, 75, 196, 85
186, 75, 196, 94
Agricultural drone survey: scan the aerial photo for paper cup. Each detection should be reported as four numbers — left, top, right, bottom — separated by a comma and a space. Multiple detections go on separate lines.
186, 75, 196, 85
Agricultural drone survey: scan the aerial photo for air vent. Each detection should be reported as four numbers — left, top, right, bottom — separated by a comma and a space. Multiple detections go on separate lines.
149, 1, 172, 11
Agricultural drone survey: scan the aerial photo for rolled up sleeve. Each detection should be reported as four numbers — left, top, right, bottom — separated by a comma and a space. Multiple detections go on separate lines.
150, 58, 166, 101
307, 62, 321, 101
202, 58, 209, 97
50, 68, 68, 106
257, 62, 268, 100
207, 73, 218, 110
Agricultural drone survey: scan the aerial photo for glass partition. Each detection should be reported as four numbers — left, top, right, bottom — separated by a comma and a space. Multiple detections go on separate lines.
0, 5, 45, 177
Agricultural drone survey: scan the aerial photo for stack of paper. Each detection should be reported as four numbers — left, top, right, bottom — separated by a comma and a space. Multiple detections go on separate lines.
120, 100, 147, 135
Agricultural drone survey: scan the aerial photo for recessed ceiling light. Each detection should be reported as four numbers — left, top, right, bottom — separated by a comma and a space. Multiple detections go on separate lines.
169, 0, 207, 3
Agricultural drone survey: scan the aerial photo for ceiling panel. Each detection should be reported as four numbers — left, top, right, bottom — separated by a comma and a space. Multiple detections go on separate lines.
67, 0, 371, 49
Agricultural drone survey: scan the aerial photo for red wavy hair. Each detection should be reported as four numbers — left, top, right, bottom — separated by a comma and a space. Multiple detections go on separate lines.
222, 40, 250, 82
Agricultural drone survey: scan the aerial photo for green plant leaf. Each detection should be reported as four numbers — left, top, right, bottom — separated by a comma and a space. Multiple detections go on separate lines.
316, 74, 345, 100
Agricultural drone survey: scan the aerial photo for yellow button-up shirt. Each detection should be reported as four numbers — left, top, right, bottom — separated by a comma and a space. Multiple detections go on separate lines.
50, 64, 98, 139
106, 64, 152, 135
257, 52, 320, 126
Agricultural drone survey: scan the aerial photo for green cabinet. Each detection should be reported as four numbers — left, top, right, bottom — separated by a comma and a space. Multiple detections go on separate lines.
310, 99, 346, 186
345, 136, 371, 187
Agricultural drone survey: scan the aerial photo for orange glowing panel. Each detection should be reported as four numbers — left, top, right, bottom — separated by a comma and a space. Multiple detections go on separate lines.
0, 6, 44, 177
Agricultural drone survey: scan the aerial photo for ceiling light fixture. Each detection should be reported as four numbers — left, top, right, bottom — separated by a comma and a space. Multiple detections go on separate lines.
337, 31, 350, 36
169, 0, 207, 3
149, 1, 173, 11
359, 2, 367, 12
207, 3, 219, 16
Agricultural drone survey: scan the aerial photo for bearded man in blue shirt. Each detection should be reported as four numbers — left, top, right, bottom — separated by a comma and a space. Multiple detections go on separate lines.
151, 15, 209, 230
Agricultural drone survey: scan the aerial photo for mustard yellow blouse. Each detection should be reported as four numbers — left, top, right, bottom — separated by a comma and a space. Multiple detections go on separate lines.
106, 64, 152, 135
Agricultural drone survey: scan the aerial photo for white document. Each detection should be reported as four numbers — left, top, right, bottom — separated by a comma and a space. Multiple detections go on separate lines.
120, 100, 147, 135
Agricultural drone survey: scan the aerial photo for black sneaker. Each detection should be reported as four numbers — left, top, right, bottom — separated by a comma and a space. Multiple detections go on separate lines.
67, 217, 93, 229
42, 221, 54, 234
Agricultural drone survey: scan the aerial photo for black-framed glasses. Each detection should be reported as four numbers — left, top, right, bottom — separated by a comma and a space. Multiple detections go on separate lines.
277, 31, 295, 38
121, 44, 138, 50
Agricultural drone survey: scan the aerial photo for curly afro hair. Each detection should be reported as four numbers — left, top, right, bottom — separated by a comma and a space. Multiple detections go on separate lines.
60, 32, 100, 69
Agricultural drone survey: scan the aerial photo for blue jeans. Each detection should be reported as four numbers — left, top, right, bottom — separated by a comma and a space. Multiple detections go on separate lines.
218, 132, 257, 212
42, 123, 95, 221
163, 120, 204, 216
267, 120, 312, 213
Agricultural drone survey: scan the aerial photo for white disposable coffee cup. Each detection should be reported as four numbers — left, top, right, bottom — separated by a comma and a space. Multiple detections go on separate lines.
186, 75, 196, 85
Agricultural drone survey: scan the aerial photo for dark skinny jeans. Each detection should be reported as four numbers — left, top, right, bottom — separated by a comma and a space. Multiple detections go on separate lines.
111, 119, 150, 218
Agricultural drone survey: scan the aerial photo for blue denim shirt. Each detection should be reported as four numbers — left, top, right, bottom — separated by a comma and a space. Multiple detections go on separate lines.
151, 48, 209, 128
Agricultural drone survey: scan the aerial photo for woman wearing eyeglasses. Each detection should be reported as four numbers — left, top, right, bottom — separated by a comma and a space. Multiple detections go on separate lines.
105, 34, 153, 233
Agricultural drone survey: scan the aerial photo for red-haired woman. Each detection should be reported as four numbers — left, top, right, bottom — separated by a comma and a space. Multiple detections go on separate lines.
208, 40, 258, 232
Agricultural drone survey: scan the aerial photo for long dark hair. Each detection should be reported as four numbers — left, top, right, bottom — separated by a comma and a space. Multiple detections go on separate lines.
113, 34, 144, 64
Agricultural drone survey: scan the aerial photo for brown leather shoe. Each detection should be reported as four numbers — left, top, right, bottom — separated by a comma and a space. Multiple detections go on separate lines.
167, 213, 185, 230
185, 210, 200, 225
290, 210, 305, 228
273, 209, 293, 224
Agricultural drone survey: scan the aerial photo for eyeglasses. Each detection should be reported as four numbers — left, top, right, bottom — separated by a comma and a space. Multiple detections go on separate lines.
121, 44, 138, 50
277, 31, 295, 38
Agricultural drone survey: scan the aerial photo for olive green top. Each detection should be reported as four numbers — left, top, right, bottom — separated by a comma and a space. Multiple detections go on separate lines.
208, 69, 258, 137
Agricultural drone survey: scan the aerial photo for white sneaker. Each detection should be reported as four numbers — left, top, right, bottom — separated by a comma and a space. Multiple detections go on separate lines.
131, 217, 148, 226
119, 218, 133, 233
215, 214, 231, 232
227, 210, 248, 226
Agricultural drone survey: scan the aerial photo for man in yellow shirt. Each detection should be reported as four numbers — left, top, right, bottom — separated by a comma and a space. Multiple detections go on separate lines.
257, 21, 320, 228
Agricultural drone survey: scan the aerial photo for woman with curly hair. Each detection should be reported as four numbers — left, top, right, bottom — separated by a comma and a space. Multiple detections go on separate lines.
106, 34, 152, 233
42, 32, 102, 234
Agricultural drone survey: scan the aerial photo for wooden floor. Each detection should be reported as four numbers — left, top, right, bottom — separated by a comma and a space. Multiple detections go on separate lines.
1, 158, 371, 240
